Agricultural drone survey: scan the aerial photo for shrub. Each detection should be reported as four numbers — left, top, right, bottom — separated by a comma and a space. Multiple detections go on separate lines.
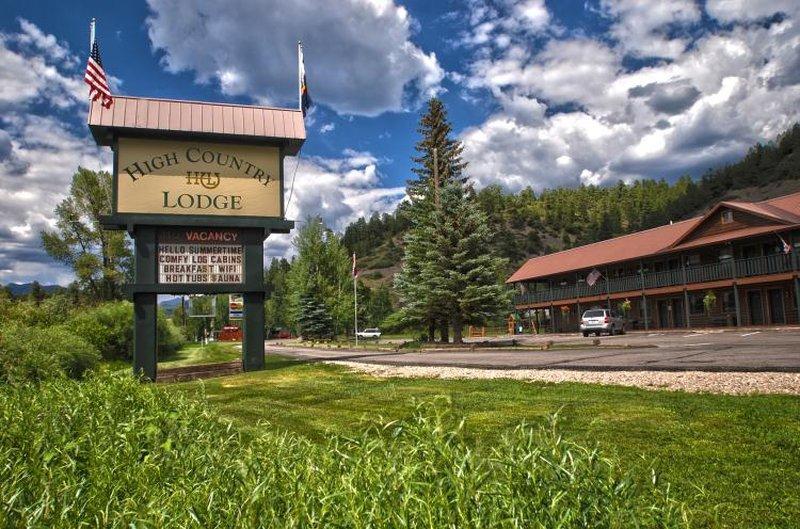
0, 323, 100, 384
68, 301, 185, 360
0, 375, 689, 528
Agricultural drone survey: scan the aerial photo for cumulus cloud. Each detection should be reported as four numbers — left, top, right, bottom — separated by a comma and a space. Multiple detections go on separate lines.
145, 0, 444, 116
0, 20, 109, 285
266, 150, 405, 260
599, 0, 701, 59
458, 2, 800, 192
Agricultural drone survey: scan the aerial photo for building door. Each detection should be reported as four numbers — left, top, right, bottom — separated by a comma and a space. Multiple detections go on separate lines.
657, 300, 669, 328
673, 298, 685, 328
767, 289, 785, 324
747, 290, 764, 325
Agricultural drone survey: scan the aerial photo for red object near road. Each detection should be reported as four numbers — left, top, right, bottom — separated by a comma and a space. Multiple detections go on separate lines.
219, 325, 242, 341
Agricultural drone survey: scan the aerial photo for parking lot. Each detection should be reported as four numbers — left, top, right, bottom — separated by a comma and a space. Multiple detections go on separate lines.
271, 327, 800, 372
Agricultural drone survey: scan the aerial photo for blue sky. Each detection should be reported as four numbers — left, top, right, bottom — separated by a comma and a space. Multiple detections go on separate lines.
1, 0, 799, 284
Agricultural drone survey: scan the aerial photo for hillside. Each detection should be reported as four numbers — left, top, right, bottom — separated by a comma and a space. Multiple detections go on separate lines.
3, 283, 65, 297
343, 123, 800, 281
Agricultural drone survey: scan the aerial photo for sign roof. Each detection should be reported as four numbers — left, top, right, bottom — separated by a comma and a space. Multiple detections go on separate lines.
88, 95, 305, 155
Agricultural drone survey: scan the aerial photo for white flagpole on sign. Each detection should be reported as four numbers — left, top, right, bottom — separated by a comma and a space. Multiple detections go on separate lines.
297, 41, 302, 112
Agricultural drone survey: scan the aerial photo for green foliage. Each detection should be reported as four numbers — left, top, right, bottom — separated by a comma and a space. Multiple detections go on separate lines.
288, 217, 353, 336
40, 167, 132, 301
703, 291, 717, 314
0, 374, 687, 528
296, 292, 334, 339
264, 258, 292, 333
0, 323, 99, 384
396, 98, 509, 341
68, 301, 184, 360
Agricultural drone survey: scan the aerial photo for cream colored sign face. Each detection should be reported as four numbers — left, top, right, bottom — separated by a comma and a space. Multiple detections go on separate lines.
116, 137, 281, 217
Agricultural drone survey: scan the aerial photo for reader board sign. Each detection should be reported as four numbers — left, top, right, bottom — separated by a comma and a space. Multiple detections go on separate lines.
116, 137, 281, 218
158, 229, 243, 284
229, 294, 244, 319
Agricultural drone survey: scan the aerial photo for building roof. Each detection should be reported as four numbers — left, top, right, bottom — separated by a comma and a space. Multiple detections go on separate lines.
507, 190, 800, 284
88, 95, 305, 155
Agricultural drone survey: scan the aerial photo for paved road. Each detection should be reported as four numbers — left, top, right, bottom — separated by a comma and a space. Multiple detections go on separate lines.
268, 328, 800, 372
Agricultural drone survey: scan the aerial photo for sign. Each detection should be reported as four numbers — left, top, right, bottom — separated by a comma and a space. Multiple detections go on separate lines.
229, 294, 244, 319
158, 228, 244, 284
116, 137, 281, 217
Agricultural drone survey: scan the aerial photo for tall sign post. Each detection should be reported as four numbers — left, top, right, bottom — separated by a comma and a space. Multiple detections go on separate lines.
90, 95, 305, 380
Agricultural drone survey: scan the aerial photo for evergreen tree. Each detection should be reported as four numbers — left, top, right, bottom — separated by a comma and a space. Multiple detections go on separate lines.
28, 281, 46, 305
264, 258, 292, 334
427, 183, 510, 342
408, 98, 468, 202
397, 98, 509, 342
297, 292, 334, 339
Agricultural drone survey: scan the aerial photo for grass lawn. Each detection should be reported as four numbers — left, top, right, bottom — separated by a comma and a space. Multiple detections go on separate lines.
170, 354, 800, 528
159, 341, 241, 368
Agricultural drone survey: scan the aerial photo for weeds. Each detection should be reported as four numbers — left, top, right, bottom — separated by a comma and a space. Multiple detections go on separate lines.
0, 373, 688, 528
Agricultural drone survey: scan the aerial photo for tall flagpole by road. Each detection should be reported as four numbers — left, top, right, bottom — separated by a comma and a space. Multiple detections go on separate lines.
353, 253, 358, 346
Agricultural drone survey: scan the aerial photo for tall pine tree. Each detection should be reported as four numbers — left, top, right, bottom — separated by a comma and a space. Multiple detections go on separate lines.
396, 98, 508, 342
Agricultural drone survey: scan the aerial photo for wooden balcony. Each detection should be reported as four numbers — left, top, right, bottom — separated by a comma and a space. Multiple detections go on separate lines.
514, 253, 796, 306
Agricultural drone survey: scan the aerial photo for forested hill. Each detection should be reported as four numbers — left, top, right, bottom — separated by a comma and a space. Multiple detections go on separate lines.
343, 123, 800, 279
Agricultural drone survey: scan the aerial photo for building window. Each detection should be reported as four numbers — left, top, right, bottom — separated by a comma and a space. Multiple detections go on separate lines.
722, 291, 736, 312
689, 293, 705, 315
721, 210, 734, 224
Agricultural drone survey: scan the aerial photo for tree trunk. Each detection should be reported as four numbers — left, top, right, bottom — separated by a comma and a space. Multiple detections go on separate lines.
438, 319, 449, 343
427, 319, 435, 342
452, 313, 463, 344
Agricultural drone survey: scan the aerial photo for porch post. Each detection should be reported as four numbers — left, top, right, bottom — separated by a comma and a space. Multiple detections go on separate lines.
639, 260, 649, 330
548, 279, 555, 333
730, 243, 742, 327
681, 253, 691, 329
604, 268, 612, 311
575, 272, 582, 331
791, 233, 800, 324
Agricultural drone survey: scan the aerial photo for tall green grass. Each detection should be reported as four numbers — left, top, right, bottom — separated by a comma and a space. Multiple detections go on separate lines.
0, 374, 689, 528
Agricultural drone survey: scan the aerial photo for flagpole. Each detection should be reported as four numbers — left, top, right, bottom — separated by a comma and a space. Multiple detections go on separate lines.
353, 253, 358, 347
297, 41, 302, 112
89, 18, 95, 51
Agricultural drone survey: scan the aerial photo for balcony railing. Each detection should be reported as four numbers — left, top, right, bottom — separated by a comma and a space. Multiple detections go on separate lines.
514, 253, 796, 306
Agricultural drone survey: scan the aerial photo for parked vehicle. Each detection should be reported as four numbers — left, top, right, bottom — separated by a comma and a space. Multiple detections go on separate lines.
356, 328, 382, 339
580, 309, 625, 337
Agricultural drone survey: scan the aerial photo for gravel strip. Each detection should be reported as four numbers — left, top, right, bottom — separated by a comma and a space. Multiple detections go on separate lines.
328, 361, 800, 395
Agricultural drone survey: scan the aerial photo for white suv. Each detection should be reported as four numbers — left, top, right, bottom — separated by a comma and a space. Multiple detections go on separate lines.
356, 328, 381, 339
580, 309, 625, 337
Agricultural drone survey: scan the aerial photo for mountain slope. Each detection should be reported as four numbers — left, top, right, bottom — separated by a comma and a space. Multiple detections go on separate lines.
343, 123, 800, 280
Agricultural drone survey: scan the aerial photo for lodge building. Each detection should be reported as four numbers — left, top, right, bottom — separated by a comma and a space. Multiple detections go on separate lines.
507, 191, 800, 331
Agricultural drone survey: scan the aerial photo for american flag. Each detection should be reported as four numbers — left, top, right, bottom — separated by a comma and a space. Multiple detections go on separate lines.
84, 39, 113, 108
778, 234, 792, 254
586, 268, 602, 287
352, 253, 359, 278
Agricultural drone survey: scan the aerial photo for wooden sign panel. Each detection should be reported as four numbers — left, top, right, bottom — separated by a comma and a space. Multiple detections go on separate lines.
157, 228, 244, 284
116, 137, 281, 218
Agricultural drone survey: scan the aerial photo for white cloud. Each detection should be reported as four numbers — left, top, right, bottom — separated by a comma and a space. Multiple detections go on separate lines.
267, 150, 405, 260
0, 20, 107, 285
599, 0, 701, 59
459, 4, 800, 192
145, 0, 444, 116
705, 0, 800, 23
